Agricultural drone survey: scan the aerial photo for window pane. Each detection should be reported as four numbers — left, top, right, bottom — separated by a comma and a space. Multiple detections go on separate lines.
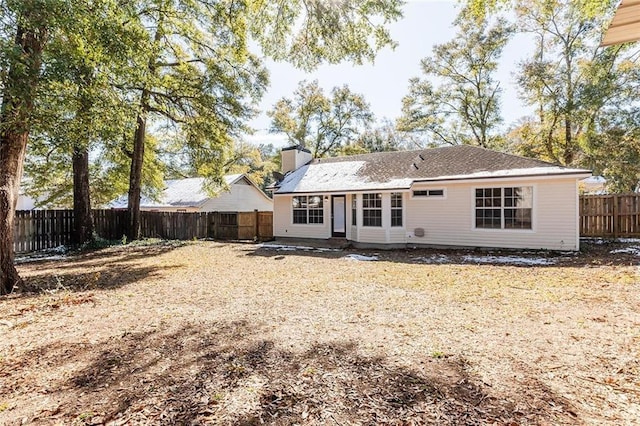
428, 189, 444, 196
391, 209, 402, 227
363, 209, 382, 227
308, 195, 322, 208
308, 208, 323, 224
391, 193, 402, 208
475, 208, 501, 228
293, 209, 307, 224
352, 195, 357, 226
505, 208, 532, 229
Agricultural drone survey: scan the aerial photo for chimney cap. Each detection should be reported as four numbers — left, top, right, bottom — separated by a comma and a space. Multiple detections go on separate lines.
282, 144, 311, 154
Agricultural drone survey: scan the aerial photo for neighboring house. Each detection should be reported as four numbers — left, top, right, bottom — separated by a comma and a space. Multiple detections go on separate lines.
111, 174, 273, 212
16, 191, 37, 210
270, 145, 591, 251
602, 0, 640, 46
580, 176, 607, 195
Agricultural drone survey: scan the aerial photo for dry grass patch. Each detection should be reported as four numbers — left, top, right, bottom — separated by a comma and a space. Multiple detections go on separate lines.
0, 240, 638, 425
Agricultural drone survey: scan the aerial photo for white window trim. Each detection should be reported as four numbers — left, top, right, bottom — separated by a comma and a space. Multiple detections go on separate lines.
411, 188, 447, 200
291, 195, 325, 226
470, 185, 537, 233
390, 192, 403, 228
362, 193, 383, 228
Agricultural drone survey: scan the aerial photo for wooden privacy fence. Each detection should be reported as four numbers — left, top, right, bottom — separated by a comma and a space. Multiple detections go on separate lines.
13, 209, 273, 253
580, 194, 640, 238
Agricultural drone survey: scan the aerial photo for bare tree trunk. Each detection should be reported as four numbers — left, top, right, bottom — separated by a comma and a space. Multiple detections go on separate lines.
0, 23, 47, 295
127, 97, 148, 241
72, 146, 93, 245
564, 117, 573, 166
126, 17, 163, 241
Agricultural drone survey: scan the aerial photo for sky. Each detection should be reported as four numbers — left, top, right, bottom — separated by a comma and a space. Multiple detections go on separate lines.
246, 0, 535, 148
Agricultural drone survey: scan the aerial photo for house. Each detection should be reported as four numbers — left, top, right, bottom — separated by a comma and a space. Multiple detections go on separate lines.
270, 145, 591, 251
580, 176, 607, 194
111, 174, 273, 212
16, 191, 37, 210
602, 0, 640, 46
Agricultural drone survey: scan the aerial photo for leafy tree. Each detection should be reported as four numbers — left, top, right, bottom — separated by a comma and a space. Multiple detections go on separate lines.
268, 80, 374, 157
339, 119, 414, 155
502, 0, 640, 170
1, 1, 58, 295
24, 2, 145, 241
225, 142, 279, 191
124, 0, 401, 239
398, 17, 512, 148
585, 111, 640, 193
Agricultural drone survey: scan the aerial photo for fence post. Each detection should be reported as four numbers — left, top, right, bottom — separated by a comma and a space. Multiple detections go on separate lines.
254, 209, 259, 241
613, 194, 618, 239
214, 211, 219, 239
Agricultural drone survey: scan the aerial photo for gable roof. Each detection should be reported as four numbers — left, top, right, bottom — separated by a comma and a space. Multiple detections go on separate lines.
110, 174, 267, 209
273, 145, 590, 194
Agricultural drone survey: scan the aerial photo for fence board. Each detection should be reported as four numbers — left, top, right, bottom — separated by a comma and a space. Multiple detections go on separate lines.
14, 209, 273, 253
580, 194, 640, 238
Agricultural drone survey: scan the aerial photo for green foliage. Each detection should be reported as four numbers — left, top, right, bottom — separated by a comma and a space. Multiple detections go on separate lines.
339, 119, 415, 154
398, 17, 512, 148
224, 141, 279, 191
584, 111, 640, 193
251, 0, 403, 71
509, 0, 637, 167
269, 80, 374, 157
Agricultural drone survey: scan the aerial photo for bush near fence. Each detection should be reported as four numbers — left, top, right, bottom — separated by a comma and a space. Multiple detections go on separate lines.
13, 209, 273, 253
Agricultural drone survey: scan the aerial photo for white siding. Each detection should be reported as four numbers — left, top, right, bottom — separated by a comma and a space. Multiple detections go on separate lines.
200, 183, 273, 212
273, 177, 580, 250
273, 195, 331, 239
406, 177, 580, 250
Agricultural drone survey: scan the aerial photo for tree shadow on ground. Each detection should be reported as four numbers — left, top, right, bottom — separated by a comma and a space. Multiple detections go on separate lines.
0, 320, 580, 425
244, 240, 640, 269
13, 242, 186, 296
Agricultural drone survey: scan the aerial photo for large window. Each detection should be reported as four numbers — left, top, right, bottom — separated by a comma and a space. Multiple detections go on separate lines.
362, 193, 382, 227
391, 193, 403, 227
352, 195, 357, 226
475, 187, 532, 230
292, 195, 324, 224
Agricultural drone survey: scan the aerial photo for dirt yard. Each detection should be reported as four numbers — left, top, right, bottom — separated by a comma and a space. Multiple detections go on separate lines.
1, 240, 639, 425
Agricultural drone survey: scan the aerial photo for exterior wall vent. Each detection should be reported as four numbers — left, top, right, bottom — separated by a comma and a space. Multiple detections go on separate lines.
414, 228, 425, 237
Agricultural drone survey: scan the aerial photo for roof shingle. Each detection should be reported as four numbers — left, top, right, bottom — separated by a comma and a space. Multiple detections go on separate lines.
275, 145, 590, 194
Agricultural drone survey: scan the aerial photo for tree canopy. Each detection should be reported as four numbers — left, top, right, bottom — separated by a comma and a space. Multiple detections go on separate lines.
398, 17, 512, 148
268, 80, 374, 157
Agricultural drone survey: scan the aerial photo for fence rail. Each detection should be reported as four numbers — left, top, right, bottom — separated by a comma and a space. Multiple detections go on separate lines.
13, 209, 273, 253
579, 194, 640, 238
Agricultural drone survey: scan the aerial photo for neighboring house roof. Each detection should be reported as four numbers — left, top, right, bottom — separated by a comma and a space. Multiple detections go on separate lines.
602, 0, 640, 46
110, 174, 268, 209
273, 145, 591, 194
